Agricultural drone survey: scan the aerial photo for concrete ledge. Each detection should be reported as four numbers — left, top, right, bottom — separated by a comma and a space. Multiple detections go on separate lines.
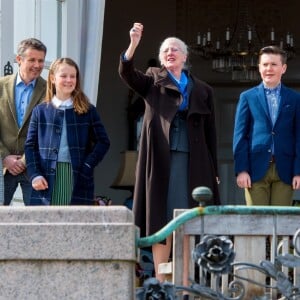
0, 261, 134, 300
0, 206, 137, 300
0, 206, 133, 222
0, 223, 136, 260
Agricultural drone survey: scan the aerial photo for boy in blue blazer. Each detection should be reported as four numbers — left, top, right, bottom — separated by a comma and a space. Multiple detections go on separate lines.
233, 46, 300, 205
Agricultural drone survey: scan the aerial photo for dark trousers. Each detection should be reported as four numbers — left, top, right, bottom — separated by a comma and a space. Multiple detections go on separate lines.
4, 172, 32, 206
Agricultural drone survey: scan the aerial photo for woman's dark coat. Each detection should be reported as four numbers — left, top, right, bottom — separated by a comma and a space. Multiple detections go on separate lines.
119, 56, 220, 237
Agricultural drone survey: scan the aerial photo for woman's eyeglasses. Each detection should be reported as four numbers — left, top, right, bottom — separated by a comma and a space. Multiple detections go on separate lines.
162, 47, 180, 53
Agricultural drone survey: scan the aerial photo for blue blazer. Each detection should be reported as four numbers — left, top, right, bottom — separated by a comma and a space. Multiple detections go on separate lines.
233, 83, 300, 184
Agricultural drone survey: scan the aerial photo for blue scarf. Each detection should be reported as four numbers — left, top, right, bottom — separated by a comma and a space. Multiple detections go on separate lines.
168, 71, 189, 111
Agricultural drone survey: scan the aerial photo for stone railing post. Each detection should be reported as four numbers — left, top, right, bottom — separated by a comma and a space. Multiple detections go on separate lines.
0, 206, 137, 300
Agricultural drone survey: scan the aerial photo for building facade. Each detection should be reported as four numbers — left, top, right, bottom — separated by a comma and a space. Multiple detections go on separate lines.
2, 0, 300, 205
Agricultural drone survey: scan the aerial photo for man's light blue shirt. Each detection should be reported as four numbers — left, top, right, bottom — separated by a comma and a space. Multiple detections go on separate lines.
264, 83, 281, 155
15, 73, 36, 128
264, 83, 281, 125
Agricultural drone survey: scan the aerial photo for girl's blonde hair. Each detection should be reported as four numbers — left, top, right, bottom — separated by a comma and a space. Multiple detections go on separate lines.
45, 57, 90, 114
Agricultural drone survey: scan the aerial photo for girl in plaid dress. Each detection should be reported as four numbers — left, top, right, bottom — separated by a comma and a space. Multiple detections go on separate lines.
25, 58, 110, 205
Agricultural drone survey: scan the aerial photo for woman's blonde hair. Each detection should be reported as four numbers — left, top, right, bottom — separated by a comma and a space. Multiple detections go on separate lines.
45, 57, 90, 114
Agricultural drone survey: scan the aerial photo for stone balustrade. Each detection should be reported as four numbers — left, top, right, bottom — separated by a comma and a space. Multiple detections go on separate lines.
0, 206, 137, 300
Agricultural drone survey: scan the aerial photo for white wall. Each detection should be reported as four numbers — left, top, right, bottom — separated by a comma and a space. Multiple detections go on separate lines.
13, 0, 105, 103
0, 0, 14, 76
14, 0, 58, 77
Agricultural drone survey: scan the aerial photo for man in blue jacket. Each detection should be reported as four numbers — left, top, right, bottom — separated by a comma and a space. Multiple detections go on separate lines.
233, 45, 300, 206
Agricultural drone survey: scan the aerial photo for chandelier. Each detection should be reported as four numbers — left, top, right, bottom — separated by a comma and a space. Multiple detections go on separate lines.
189, 0, 296, 82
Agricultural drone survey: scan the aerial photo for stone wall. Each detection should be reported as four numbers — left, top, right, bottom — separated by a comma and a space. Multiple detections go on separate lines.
0, 206, 137, 300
